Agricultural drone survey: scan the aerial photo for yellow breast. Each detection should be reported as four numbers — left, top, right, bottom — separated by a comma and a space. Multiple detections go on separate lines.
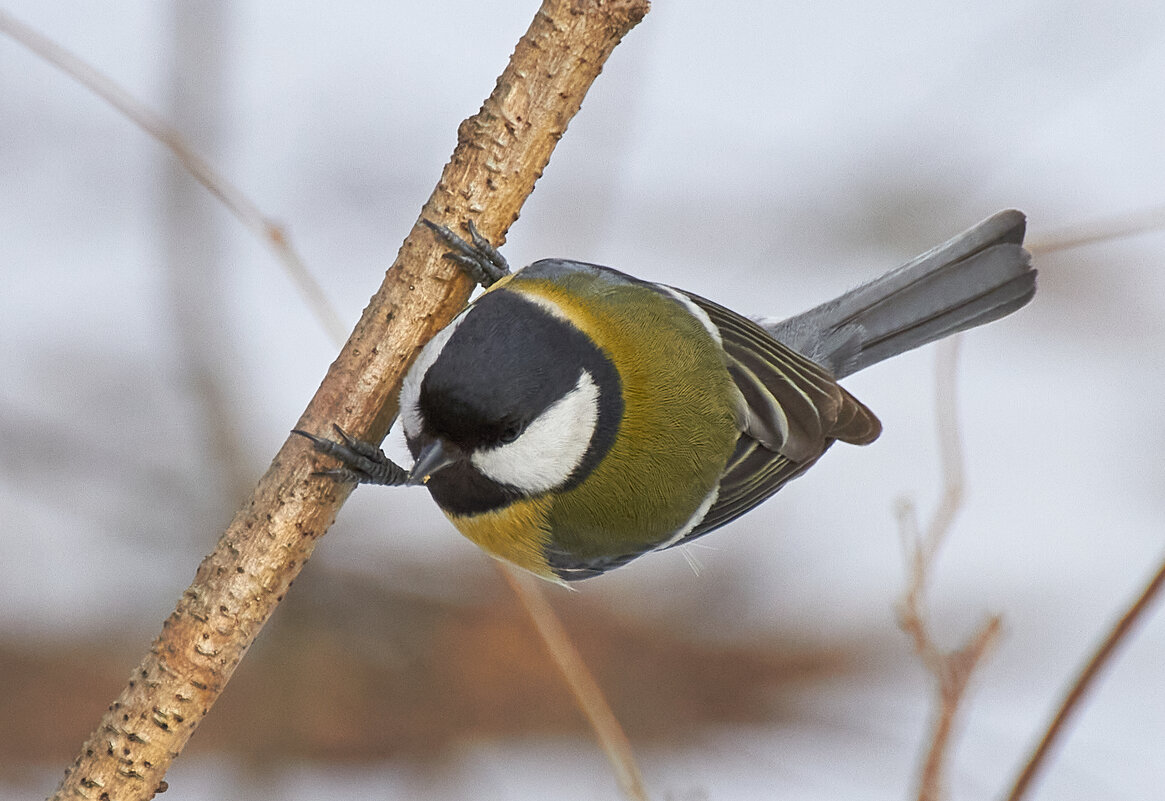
446, 497, 561, 582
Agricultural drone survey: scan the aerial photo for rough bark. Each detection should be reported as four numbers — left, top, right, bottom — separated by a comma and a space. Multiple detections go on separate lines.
49, 2, 649, 798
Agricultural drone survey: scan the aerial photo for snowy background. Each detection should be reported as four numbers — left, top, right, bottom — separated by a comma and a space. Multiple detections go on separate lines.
2, 1, 1164, 799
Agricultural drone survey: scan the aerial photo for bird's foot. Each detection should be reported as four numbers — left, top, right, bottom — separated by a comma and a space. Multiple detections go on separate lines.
421, 218, 510, 287
293, 425, 409, 486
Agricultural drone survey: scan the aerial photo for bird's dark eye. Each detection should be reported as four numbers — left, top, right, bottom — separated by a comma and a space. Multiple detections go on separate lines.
499, 422, 523, 444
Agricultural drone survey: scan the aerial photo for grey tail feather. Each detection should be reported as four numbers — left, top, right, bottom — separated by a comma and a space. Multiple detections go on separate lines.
764, 210, 1036, 379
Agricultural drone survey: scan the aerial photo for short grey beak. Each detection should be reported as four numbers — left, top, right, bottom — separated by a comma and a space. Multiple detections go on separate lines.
407, 439, 458, 485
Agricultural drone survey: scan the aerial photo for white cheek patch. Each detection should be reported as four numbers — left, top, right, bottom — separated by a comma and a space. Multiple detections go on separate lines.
471, 370, 600, 494
399, 311, 468, 441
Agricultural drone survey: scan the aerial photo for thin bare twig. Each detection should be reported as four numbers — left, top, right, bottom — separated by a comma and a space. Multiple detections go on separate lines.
1004, 554, 1165, 801
903, 220, 1165, 801
1027, 205, 1165, 255
898, 336, 1002, 801
161, 1, 254, 509
502, 566, 649, 801
0, 8, 348, 344
43, 2, 650, 798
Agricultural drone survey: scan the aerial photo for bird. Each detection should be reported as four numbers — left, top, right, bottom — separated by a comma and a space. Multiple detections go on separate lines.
295, 211, 1035, 583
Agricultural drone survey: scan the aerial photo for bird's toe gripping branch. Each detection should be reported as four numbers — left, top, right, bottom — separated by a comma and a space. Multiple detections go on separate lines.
421, 218, 511, 288
293, 425, 410, 487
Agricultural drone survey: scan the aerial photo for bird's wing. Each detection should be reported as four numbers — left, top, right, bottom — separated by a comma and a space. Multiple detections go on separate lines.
685, 436, 827, 540
662, 288, 880, 544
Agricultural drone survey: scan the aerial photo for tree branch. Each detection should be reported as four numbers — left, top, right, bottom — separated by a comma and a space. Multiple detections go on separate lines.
0, 8, 347, 345
1027, 204, 1165, 255
1004, 553, 1165, 801
898, 336, 1002, 801
48, 2, 650, 798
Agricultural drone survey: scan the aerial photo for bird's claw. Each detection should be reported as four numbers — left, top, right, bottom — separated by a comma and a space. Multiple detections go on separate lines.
292, 424, 410, 487
421, 218, 510, 287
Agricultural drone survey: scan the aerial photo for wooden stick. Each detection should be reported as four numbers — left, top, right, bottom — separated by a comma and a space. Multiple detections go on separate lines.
47, 2, 649, 798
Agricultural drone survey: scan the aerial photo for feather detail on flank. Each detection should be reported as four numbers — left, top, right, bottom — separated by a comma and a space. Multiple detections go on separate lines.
658, 285, 724, 346
655, 485, 720, 550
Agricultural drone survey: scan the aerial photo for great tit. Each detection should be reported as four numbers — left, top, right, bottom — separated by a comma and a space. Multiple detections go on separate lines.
296, 210, 1035, 583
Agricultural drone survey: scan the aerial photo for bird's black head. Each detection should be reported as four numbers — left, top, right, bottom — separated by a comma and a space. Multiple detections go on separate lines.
400, 289, 622, 515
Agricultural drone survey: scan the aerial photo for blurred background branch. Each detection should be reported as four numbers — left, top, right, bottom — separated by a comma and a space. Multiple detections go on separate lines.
897, 337, 1002, 801
161, 0, 251, 512
0, 7, 347, 345
1005, 553, 1165, 801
